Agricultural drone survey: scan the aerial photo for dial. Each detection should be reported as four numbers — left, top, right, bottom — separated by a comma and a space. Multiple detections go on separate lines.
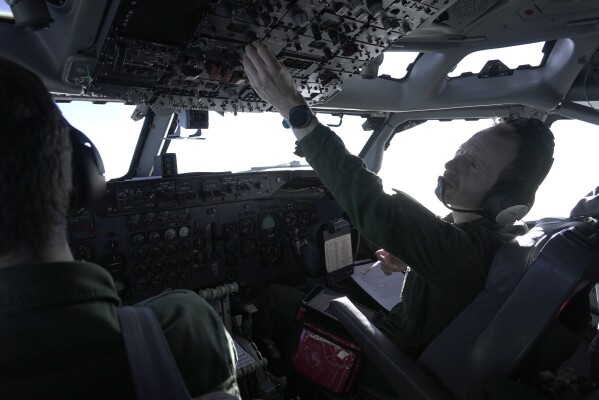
133, 263, 148, 276
132, 233, 145, 246
178, 226, 190, 238
132, 247, 147, 261
260, 244, 282, 266
240, 239, 257, 257
71, 244, 93, 261
134, 278, 148, 292
259, 212, 280, 239
164, 228, 176, 241
239, 218, 255, 236
148, 231, 161, 244
128, 214, 141, 226
102, 253, 127, 276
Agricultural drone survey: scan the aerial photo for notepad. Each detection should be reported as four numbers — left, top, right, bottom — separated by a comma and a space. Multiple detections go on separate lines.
352, 262, 405, 312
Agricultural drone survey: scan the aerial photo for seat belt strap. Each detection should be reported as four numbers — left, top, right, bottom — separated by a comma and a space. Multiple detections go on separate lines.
117, 306, 190, 400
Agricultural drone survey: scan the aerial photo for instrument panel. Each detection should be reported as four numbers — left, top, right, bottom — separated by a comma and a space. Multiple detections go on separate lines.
68, 170, 343, 303
65, 0, 444, 111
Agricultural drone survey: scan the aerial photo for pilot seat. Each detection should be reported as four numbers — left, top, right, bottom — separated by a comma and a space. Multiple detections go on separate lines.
328, 200, 599, 399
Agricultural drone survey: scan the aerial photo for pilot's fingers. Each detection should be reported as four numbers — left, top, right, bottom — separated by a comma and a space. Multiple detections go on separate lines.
375, 249, 393, 264
242, 54, 259, 84
253, 41, 280, 72
381, 264, 393, 275
243, 44, 267, 78
376, 248, 408, 273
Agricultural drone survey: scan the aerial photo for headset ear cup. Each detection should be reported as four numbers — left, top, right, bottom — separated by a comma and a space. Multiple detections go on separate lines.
481, 182, 534, 224
69, 126, 106, 215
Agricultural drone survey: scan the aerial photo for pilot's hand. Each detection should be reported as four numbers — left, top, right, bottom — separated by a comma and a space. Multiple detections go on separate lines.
375, 249, 408, 275
242, 41, 306, 119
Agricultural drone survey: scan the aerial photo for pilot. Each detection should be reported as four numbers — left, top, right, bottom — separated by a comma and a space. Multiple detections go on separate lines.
242, 42, 556, 391
0, 58, 239, 399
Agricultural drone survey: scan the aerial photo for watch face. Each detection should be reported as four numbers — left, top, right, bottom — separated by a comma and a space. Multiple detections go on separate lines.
289, 106, 312, 128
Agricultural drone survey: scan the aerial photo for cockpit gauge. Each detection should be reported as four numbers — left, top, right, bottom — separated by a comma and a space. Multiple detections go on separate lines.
178, 226, 190, 238
164, 228, 177, 241
259, 212, 280, 240
260, 243, 283, 266
240, 239, 257, 257
132, 233, 145, 246
148, 231, 161, 243
128, 213, 141, 226
71, 244, 94, 261
239, 218, 255, 236
101, 253, 127, 276
132, 247, 146, 261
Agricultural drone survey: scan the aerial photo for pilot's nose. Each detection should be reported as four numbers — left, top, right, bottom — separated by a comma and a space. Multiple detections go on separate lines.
445, 154, 462, 171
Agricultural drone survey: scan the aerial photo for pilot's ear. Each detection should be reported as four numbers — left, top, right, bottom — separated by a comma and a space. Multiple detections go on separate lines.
69, 125, 106, 215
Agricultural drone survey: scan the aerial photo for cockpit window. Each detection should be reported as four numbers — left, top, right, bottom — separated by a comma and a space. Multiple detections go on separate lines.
377, 51, 420, 79
58, 102, 139, 180
448, 42, 547, 78
0, 3, 13, 20
57, 103, 372, 178
378, 119, 599, 220
168, 112, 371, 174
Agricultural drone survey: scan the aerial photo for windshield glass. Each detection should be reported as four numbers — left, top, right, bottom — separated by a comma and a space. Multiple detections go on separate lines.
59, 102, 139, 180
58, 102, 372, 178
168, 112, 371, 173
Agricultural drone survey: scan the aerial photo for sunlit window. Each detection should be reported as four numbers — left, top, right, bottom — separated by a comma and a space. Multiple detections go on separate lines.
448, 42, 547, 78
0, 3, 13, 19
377, 51, 420, 79
168, 112, 371, 174
58, 102, 140, 180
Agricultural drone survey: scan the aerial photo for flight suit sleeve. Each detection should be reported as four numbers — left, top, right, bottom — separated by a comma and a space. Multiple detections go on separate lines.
138, 290, 240, 398
296, 124, 489, 286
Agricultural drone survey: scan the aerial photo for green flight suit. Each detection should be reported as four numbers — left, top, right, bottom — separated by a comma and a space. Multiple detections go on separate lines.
294, 123, 512, 359
0, 261, 239, 399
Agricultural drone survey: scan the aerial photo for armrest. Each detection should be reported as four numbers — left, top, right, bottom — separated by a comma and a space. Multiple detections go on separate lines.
329, 297, 452, 400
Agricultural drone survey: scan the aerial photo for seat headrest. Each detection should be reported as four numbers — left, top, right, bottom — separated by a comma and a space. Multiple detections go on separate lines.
570, 186, 599, 218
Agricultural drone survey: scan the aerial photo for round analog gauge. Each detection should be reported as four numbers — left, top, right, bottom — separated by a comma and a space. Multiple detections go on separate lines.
178, 226, 190, 238
164, 228, 176, 241
148, 231, 161, 244
241, 239, 257, 257
259, 213, 279, 237
239, 218, 255, 236
132, 233, 145, 246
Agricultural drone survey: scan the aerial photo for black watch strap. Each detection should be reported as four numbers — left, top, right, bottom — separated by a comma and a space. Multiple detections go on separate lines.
282, 105, 314, 129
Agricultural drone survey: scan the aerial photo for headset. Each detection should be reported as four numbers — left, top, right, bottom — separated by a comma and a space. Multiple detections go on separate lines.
69, 125, 106, 215
480, 119, 555, 224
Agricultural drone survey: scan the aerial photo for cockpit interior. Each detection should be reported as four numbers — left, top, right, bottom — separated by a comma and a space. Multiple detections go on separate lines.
1, 0, 599, 399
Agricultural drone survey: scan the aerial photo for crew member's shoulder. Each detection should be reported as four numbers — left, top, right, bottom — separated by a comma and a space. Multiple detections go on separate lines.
136, 289, 215, 318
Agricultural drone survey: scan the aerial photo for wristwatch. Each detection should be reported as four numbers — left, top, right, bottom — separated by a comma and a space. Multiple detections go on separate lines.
282, 105, 314, 129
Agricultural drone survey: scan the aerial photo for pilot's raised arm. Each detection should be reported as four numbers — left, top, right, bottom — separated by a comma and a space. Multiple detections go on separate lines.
243, 40, 555, 363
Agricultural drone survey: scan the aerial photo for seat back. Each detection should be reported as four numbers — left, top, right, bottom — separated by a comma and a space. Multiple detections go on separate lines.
416, 217, 599, 399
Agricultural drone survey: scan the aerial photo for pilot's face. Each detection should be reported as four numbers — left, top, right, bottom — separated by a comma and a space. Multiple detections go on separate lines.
437, 126, 519, 210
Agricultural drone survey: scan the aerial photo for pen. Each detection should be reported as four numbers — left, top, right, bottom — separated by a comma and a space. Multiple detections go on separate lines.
363, 261, 381, 276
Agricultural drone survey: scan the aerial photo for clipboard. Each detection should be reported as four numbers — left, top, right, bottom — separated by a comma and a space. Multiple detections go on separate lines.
322, 219, 354, 284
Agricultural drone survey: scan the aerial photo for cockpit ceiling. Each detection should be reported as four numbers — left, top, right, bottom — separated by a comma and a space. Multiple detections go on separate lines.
8, 0, 597, 114
65, 0, 472, 112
